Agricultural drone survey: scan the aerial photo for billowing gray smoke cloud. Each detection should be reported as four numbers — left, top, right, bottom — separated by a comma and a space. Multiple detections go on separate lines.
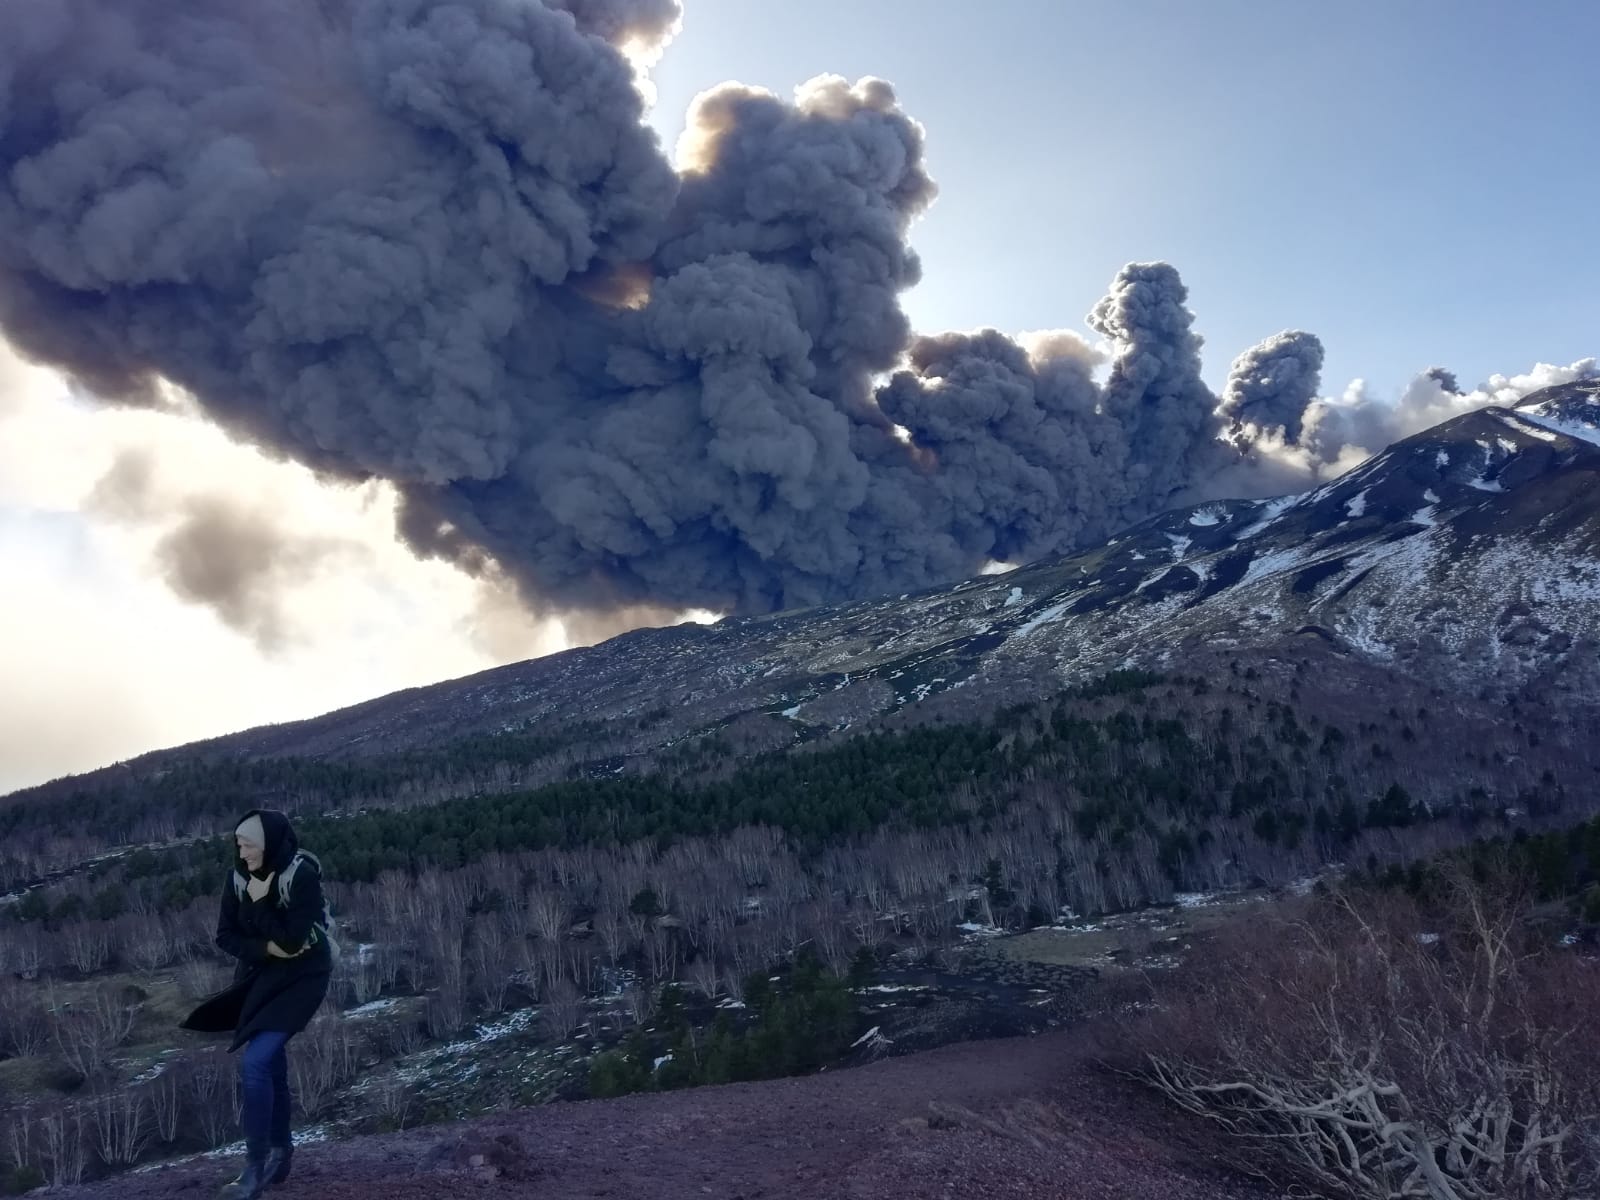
88, 449, 363, 650
874, 327, 1117, 563
152, 498, 364, 650
1303, 372, 1467, 464
1218, 330, 1325, 446
0, 0, 678, 489
1425, 366, 1461, 396
0, 0, 1543, 624
1083, 263, 1229, 513
1296, 359, 1599, 466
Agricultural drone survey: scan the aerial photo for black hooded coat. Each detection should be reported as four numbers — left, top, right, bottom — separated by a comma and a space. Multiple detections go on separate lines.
181, 809, 332, 1050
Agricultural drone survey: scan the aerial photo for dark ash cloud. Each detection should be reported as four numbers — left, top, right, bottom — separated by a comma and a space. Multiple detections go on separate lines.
1219, 330, 1326, 447
0, 0, 1522, 625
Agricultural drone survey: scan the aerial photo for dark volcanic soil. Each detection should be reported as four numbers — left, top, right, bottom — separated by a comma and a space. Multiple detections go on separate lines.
61, 1032, 1267, 1199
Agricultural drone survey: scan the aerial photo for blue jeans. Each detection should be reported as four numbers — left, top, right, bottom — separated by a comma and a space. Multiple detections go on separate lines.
239, 1031, 293, 1153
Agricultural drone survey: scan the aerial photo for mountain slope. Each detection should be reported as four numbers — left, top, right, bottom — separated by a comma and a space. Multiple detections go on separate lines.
8, 382, 1598, 798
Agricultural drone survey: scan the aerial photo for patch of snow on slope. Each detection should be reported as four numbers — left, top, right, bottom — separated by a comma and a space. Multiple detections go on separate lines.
1013, 602, 1069, 637
1003, 587, 1024, 607
1340, 606, 1396, 660
1476, 543, 1600, 626
1467, 443, 1504, 491
1241, 544, 1315, 585
1325, 530, 1444, 655
432, 1007, 536, 1061
345, 998, 404, 1019
1234, 495, 1297, 540
1535, 560, 1600, 605
1334, 449, 1393, 493
1511, 409, 1600, 448
1165, 534, 1192, 561
1343, 524, 1440, 577
1344, 490, 1368, 518
1436, 449, 1450, 468
1512, 419, 1561, 443
1137, 565, 1187, 594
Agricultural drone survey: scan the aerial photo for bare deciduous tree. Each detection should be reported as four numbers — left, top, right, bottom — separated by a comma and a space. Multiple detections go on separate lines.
593, 906, 629, 966
0, 980, 49, 1057
366, 1072, 416, 1131
422, 919, 467, 1038
39, 1105, 86, 1188
117, 913, 175, 972
50, 985, 138, 1085
0, 922, 46, 980
563, 941, 599, 994
468, 916, 514, 1014
1132, 876, 1600, 1200
179, 1049, 236, 1149
643, 925, 679, 983
845, 901, 887, 949
90, 1088, 148, 1167
289, 1019, 361, 1120
62, 922, 110, 975
621, 985, 650, 1028
516, 930, 559, 999
539, 980, 583, 1042
526, 888, 570, 945
148, 1070, 182, 1145
372, 1013, 424, 1060
4, 1105, 38, 1184
425, 982, 466, 1040
173, 897, 219, 960
686, 954, 720, 1001
373, 870, 411, 930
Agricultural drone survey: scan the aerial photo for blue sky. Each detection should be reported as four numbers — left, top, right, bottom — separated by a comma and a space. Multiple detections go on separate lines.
649, 0, 1599, 396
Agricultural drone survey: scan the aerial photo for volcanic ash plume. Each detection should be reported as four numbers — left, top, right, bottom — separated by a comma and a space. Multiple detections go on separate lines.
0, 0, 1573, 627
1218, 330, 1326, 448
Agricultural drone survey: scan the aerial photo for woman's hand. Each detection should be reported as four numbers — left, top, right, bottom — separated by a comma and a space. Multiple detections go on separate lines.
266, 940, 301, 958
246, 872, 276, 903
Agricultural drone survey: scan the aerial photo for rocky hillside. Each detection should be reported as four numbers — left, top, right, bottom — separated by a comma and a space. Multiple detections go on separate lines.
9, 381, 1595, 802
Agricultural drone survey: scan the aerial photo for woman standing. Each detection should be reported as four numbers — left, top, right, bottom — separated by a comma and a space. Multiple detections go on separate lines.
182, 810, 332, 1199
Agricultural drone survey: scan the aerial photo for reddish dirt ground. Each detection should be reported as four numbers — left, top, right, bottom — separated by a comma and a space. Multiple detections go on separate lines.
60, 1031, 1270, 1199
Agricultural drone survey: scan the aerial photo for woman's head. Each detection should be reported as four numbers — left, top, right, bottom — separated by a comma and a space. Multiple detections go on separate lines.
235, 813, 267, 872
233, 810, 297, 875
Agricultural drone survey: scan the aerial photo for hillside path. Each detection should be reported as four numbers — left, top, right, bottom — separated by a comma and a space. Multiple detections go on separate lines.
60, 1031, 1268, 1199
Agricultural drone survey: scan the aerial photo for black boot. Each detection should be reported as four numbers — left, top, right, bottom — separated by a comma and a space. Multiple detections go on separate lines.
219, 1150, 269, 1199
264, 1143, 293, 1186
